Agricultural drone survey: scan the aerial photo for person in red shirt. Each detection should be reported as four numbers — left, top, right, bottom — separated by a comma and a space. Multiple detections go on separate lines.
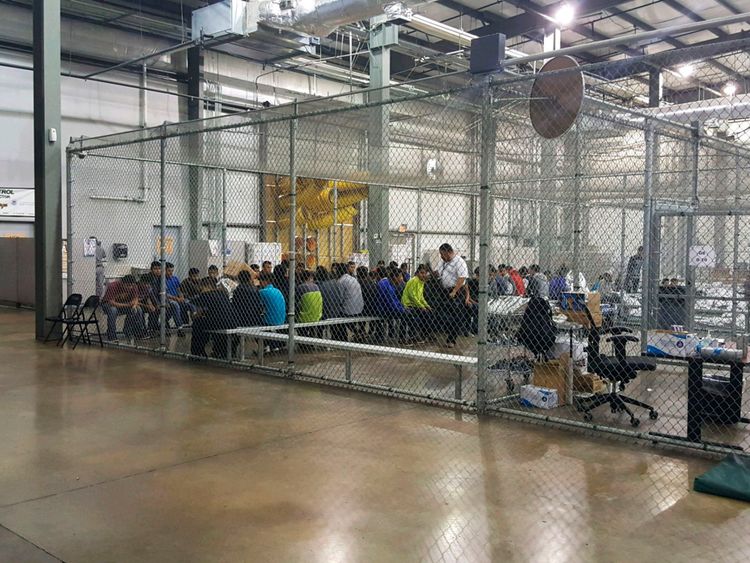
507, 266, 526, 297
101, 275, 146, 341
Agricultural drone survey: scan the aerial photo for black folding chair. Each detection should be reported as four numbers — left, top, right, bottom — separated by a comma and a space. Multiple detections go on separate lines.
44, 293, 83, 345
63, 295, 104, 349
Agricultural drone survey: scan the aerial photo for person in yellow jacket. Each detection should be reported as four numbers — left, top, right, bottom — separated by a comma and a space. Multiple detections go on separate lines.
401, 264, 434, 343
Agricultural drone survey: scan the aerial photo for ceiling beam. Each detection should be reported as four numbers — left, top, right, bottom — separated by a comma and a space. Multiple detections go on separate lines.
603, 4, 742, 82
660, 0, 728, 39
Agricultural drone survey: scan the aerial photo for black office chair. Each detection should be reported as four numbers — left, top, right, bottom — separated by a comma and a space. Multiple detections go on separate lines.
577, 306, 659, 427
43, 293, 83, 345
62, 295, 104, 349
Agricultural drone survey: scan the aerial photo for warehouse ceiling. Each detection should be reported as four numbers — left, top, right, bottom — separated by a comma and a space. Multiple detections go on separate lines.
2, 0, 750, 105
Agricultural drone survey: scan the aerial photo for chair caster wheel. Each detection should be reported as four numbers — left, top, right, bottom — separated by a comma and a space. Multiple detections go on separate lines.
583, 412, 593, 422
630, 418, 640, 427
649, 411, 658, 420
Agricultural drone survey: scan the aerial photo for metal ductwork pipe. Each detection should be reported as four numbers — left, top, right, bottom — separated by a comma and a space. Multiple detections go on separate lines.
259, 0, 435, 37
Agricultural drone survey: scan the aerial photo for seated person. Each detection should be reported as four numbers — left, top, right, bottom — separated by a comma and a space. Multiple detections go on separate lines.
191, 277, 238, 358
591, 272, 613, 295
140, 260, 181, 333
296, 271, 323, 344
165, 262, 195, 333
101, 275, 146, 341
377, 267, 410, 343
297, 271, 323, 324
401, 264, 434, 342
258, 272, 287, 327
179, 268, 202, 300
548, 267, 569, 301
317, 267, 343, 320
233, 270, 264, 327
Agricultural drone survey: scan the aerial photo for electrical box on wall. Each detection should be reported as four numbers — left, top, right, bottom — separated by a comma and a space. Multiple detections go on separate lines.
112, 243, 128, 260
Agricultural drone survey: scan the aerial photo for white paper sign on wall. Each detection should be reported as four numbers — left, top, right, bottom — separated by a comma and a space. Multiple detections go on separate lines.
688, 245, 716, 268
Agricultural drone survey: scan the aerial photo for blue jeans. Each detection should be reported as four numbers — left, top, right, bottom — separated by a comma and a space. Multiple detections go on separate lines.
102, 304, 145, 340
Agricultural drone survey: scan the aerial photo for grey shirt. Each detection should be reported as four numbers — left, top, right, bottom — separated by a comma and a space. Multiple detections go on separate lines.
527, 273, 550, 299
338, 274, 364, 316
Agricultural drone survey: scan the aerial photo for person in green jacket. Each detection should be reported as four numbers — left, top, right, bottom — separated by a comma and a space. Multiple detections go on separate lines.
296, 270, 323, 351
297, 270, 323, 324
401, 264, 434, 342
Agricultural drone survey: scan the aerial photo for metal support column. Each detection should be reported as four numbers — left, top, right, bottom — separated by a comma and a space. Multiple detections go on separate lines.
33, 0, 63, 339
187, 46, 204, 241
477, 81, 496, 412
641, 123, 656, 350
366, 19, 396, 266
159, 131, 167, 350
288, 103, 298, 368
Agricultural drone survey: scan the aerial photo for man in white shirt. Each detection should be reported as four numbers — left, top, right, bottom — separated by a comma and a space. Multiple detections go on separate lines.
436, 243, 470, 348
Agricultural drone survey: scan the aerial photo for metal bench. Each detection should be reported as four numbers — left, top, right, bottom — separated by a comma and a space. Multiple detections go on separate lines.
214, 316, 381, 361
248, 330, 477, 401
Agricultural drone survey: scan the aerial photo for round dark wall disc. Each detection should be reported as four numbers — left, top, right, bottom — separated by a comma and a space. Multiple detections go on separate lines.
530, 56, 585, 139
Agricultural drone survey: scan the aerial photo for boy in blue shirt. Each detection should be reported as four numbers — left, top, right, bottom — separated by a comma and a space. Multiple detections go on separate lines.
377, 267, 411, 343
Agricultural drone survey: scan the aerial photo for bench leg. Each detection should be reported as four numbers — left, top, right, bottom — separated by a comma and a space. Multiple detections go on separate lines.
455, 365, 463, 401
240, 336, 246, 362
258, 338, 264, 366
226, 335, 232, 362
345, 350, 352, 383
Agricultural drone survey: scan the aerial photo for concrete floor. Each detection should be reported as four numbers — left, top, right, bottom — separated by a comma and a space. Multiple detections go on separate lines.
1, 308, 749, 562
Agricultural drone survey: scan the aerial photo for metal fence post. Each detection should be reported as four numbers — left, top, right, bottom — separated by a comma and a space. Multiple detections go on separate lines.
288, 102, 298, 369
221, 168, 228, 271
572, 127, 582, 288
684, 123, 700, 331
641, 121, 655, 351
732, 152, 741, 334
159, 128, 167, 351
65, 149, 74, 298
477, 81, 496, 412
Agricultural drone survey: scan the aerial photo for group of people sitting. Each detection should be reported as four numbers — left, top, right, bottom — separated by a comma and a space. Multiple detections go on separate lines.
101, 244, 627, 357
101, 243, 489, 356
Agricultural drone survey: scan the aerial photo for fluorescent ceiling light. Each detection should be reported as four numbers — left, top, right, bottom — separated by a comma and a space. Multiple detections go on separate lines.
723, 82, 738, 96
408, 14, 476, 44
553, 3, 576, 27
677, 63, 695, 78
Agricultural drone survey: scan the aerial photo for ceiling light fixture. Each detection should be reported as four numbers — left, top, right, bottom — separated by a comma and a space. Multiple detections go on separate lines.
677, 63, 695, 78
553, 3, 576, 27
723, 82, 738, 96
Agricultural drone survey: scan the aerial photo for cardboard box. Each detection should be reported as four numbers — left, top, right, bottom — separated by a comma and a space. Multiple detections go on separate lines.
573, 372, 607, 395
533, 360, 567, 404
520, 385, 559, 409
560, 292, 601, 328
646, 330, 699, 358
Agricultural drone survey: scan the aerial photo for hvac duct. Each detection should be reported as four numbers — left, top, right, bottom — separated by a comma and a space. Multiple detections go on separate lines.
259, 0, 432, 37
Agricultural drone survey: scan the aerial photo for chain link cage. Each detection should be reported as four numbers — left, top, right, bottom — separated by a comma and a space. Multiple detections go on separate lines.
68, 38, 750, 458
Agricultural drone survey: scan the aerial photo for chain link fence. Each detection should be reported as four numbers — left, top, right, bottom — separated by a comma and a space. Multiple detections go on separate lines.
68, 39, 750, 456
